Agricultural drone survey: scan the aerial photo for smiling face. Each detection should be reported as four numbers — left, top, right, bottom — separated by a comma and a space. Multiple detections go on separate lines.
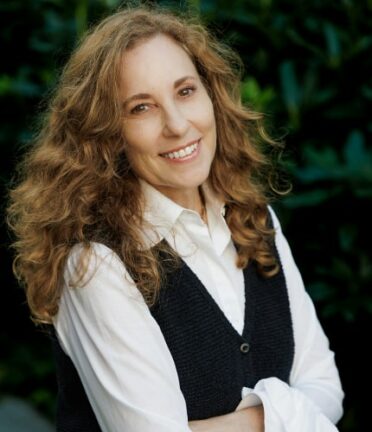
120, 33, 217, 207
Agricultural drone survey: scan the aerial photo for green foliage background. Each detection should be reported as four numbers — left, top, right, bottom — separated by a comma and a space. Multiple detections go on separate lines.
1, 0, 371, 430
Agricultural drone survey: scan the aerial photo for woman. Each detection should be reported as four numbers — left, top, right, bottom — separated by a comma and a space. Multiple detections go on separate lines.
7, 5, 344, 432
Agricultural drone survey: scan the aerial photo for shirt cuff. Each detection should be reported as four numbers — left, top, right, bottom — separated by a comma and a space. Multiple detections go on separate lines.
235, 378, 340, 432
235, 387, 262, 410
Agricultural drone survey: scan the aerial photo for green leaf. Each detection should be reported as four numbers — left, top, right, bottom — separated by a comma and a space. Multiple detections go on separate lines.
282, 189, 331, 207
309, 88, 337, 106
323, 22, 342, 68
29, 35, 55, 53
241, 77, 275, 111
307, 282, 335, 301
75, 0, 88, 38
279, 61, 301, 128
343, 130, 366, 168
0, 75, 12, 95
187, 0, 201, 10
303, 145, 340, 168
103, 0, 122, 7
279, 60, 301, 109
348, 35, 372, 56
286, 28, 324, 58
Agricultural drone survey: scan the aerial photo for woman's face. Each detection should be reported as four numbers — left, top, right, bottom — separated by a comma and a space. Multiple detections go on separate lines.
120, 33, 217, 203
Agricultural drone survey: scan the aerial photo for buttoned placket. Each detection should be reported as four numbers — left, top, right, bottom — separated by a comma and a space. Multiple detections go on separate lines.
176, 209, 245, 336
140, 178, 246, 336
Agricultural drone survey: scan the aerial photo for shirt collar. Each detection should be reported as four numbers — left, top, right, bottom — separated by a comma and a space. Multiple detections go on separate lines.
140, 179, 230, 254
140, 179, 184, 248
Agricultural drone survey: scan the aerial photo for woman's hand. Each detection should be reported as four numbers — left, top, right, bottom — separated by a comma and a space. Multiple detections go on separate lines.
188, 405, 264, 432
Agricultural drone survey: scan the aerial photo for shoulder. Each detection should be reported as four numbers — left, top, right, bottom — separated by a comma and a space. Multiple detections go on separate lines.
66, 242, 123, 271
54, 243, 148, 357
63, 242, 132, 292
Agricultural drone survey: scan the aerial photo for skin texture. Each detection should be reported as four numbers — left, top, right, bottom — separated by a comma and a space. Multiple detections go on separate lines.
188, 405, 265, 432
120, 34, 217, 215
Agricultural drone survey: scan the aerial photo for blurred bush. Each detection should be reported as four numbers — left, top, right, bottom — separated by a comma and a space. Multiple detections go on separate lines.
1, 0, 370, 430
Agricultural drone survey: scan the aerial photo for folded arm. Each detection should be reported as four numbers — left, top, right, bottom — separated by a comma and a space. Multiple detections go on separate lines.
233, 207, 344, 432
189, 405, 264, 432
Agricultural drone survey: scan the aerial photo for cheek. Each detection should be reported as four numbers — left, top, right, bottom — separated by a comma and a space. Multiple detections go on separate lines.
123, 123, 157, 157
191, 95, 216, 131
124, 143, 157, 181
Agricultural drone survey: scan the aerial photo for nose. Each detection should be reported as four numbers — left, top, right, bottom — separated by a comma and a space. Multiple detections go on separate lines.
162, 103, 189, 137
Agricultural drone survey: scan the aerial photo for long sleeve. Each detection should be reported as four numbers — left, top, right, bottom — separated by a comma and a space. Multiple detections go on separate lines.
53, 242, 192, 432
235, 206, 344, 431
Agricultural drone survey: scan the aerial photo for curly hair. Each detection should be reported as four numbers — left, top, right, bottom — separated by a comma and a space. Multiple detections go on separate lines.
7, 4, 290, 324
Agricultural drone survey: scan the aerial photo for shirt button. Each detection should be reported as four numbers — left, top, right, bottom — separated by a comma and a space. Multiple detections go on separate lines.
240, 342, 250, 354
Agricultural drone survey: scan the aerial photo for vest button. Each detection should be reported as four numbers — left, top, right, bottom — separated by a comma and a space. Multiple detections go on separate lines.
240, 342, 250, 353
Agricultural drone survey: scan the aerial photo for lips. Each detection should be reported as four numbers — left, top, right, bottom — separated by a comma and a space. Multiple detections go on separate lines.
159, 138, 201, 157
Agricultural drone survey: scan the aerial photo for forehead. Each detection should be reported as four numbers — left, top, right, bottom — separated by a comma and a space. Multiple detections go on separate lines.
120, 34, 198, 93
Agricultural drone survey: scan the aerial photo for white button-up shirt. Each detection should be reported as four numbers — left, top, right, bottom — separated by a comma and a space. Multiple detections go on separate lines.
53, 180, 344, 432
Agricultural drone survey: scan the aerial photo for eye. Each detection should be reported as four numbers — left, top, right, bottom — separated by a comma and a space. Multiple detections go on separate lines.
130, 103, 149, 115
179, 86, 196, 97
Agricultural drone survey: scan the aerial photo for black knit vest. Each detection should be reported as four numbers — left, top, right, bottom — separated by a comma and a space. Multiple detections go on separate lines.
50, 215, 295, 430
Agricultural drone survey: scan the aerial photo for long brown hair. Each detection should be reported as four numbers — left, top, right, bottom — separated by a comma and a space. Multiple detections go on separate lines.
7, 4, 290, 324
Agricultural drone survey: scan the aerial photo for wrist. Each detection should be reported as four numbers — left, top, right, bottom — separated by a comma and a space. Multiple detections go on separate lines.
238, 405, 264, 432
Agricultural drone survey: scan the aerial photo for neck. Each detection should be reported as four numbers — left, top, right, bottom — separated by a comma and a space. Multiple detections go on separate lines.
154, 185, 206, 220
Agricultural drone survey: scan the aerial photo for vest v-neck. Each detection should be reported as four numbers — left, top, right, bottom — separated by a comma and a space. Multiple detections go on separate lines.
174, 257, 255, 343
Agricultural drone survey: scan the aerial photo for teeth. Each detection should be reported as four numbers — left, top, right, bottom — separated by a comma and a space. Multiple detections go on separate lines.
162, 142, 198, 159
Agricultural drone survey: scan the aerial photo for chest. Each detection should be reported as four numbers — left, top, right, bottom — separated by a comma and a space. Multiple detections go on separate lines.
149, 246, 295, 421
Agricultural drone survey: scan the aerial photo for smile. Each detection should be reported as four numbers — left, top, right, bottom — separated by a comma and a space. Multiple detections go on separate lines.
160, 140, 200, 160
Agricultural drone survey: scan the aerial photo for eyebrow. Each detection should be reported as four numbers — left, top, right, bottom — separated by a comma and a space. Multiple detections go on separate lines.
122, 75, 197, 107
